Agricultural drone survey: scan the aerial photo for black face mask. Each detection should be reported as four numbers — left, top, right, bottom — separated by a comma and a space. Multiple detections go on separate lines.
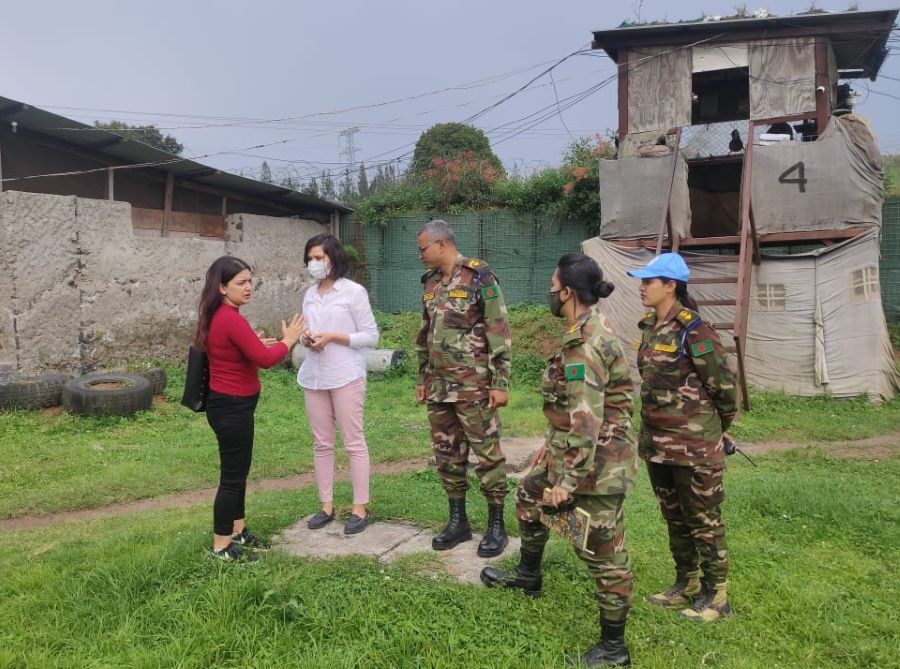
548, 290, 565, 318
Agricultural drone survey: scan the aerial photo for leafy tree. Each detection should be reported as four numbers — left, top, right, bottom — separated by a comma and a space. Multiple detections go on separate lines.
358, 163, 369, 197
338, 167, 355, 202
259, 161, 273, 184
94, 121, 184, 154
281, 175, 296, 190
302, 176, 320, 196
412, 123, 503, 175
320, 170, 337, 200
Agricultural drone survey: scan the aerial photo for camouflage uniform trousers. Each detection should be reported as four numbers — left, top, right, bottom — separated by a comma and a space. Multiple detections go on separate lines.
646, 461, 728, 585
517, 465, 633, 622
427, 400, 508, 503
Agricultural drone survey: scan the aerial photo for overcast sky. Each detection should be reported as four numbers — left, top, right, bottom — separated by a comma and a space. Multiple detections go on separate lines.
2, 0, 898, 184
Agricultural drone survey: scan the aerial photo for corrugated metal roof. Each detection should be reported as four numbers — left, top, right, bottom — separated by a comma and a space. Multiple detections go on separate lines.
0, 94, 351, 215
592, 8, 899, 80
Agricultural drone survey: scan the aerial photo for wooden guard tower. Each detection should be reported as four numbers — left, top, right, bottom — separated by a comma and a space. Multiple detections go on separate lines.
590, 9, 898, 409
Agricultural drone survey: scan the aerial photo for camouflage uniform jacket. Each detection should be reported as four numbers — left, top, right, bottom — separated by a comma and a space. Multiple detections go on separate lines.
415, 254, 511, 402
637, 303, 738, 466
541, 310, 637, 496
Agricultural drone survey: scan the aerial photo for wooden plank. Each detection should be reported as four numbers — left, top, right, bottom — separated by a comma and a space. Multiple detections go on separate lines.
131, 207, 164, 232
749, 38, 816, 120
691, 277, 738, 285
162, 172, 174, 237
696, 299, 737, 306
679, 235, 742, 246
734, 335, 751, 411
711, 322, 735, 330
760, 227, 868, 243
628, 46, 691, 133
618, 49, 629, 136
684, 254, 739, 263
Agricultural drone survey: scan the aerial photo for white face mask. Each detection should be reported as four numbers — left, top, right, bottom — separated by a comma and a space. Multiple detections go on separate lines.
308, 259, 330, 281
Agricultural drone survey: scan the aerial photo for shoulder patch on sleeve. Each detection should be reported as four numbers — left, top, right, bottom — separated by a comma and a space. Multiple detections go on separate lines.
564, 363, 585, 381
480, 285, 499, 300
690, 339, 714, 357
463, 258, 490, 272
423, 292, 436, 302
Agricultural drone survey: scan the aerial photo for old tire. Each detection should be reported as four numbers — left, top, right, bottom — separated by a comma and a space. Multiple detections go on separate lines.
62, 373, 153, 417
139, 367, 167, 395
0, 373, 70, 410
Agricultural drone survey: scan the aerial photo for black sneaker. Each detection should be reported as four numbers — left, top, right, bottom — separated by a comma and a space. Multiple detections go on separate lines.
232, 528, 271, 551
209, 543, 257, 563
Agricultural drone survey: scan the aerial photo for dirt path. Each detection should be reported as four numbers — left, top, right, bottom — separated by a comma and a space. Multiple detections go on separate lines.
3, 432, 897, 532
0, 458, 429, 532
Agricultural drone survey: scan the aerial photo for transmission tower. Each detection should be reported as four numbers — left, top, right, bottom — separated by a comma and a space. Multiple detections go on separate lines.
339, 127, 361, 166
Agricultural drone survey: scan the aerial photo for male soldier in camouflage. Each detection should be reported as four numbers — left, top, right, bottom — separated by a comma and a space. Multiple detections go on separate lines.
627, 253, 738, 623
481, 253, 636, 668
415, 220, 512, 557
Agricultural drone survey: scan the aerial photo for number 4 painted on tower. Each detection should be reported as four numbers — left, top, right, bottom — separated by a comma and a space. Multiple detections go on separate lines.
778, 161, 807, 193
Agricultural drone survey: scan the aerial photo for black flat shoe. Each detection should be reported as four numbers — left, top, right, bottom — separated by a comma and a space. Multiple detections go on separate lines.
343, 514, 369, 535
307, 510, 335, 530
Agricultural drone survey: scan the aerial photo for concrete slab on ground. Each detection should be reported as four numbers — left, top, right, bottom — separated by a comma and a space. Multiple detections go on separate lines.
273, 517, 521, 585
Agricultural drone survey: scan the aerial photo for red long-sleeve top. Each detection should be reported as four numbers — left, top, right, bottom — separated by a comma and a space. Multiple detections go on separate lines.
207, 304, 289, 396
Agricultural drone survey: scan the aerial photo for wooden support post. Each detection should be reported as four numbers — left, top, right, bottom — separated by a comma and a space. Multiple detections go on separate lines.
814, 37, 830, 137
221, 196, 227, 216
734, 120, 757, 411
617, 49, 630, 138
331, 209, 341, 239
162, 172, 174, 237
0, 135, 3, 193
106, 168, 114, 201
655, 128, 683, 256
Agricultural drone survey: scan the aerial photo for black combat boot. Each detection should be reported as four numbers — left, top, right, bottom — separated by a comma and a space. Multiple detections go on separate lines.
479, 546, 543, 596
431, 497, 472, 550
567, 620, 631, 668
477, 502, 509, 557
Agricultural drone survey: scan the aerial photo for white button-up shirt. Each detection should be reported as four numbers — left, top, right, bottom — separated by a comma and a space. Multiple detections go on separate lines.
297, 278, 379, 390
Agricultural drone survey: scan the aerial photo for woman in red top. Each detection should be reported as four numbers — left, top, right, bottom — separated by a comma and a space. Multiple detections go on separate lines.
195, 256, 305, 562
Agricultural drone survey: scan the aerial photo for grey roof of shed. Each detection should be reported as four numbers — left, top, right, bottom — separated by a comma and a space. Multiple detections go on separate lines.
591, 8, 899, 80
0, 94, 351, 215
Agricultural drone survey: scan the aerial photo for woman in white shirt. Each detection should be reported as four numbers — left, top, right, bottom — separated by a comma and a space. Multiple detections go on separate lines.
298, 233, 379, 534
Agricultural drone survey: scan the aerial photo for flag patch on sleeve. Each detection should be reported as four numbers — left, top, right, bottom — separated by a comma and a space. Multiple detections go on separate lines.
691, 340, 714, 356
481, 285, 499, 300
565, 363, 585, 380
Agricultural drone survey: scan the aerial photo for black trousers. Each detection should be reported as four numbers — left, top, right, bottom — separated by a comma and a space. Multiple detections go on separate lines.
206, 390, 260, 536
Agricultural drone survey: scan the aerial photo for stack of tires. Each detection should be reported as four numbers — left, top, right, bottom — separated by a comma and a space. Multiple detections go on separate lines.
0, 367, 167, 417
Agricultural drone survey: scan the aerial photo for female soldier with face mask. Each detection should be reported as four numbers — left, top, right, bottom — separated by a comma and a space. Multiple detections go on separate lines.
481, 252, 637, 668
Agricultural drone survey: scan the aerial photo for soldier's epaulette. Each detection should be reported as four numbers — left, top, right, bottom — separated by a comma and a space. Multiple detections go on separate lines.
462, 258, 489, 272
675, 308, 702, 331
421, 268, 439, 284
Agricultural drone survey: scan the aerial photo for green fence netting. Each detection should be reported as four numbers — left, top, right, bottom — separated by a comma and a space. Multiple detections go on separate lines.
882, 198, 900, 320
342, 201, 900, 318
340, 211, 590, 313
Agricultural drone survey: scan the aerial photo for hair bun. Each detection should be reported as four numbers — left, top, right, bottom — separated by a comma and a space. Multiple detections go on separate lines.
595, 280, 615, 299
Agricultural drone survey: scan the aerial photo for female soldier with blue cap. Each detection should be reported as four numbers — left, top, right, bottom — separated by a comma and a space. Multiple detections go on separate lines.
627, 253, 738, 623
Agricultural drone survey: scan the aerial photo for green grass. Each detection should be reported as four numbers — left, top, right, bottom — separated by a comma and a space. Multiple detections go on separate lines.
1, 451, 898, 668
2, 306, 900, 519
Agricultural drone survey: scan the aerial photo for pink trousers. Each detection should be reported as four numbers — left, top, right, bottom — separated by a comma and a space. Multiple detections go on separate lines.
302, 377, 370, 505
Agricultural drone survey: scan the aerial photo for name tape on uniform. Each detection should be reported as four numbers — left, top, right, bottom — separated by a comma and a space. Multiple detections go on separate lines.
448, 289, 469, 298
654, 343, 678, 353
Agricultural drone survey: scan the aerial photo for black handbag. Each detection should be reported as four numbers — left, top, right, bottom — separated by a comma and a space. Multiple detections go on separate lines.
180, 346, 209, 412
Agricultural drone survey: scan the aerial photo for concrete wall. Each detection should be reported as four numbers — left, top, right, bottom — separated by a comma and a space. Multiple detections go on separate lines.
0, 190, 325, 373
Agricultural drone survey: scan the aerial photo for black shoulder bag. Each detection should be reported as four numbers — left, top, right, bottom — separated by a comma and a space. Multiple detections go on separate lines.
180, 346, 209, 412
